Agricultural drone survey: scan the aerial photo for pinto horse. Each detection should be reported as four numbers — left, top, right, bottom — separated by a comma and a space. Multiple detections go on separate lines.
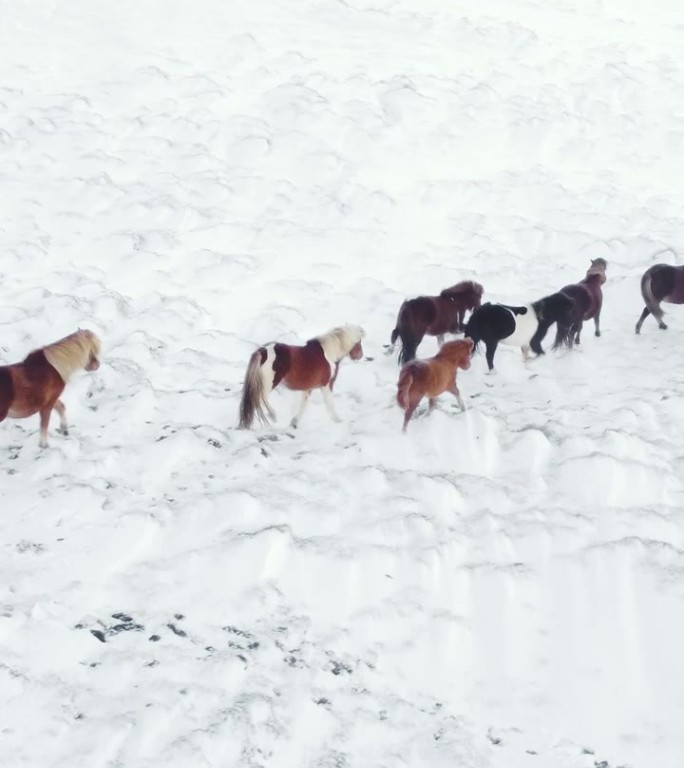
554, 258, 607, 348
463, 292, 572, 370
0, 329, 102, 447
396, 338, 473, 432
389, 280, 483, 364
635, 263, 684, 333
238, 325, 365, 430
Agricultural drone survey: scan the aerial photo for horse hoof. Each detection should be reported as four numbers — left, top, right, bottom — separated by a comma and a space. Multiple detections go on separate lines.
660, 323, 668, 330
595, 331, 601, 337
59, 427, 69, 436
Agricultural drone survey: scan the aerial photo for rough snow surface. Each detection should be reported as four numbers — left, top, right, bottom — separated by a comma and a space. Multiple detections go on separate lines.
2, 1, 684, 766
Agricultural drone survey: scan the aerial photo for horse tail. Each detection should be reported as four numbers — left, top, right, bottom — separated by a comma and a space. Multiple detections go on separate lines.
641, 269, 664, 322
552, 322, 572, 350
394, 302, 421, 364
390, 326, 399, 345
238, 348, 275, 429
397, 367, 414, 409
462, 317, 480, 352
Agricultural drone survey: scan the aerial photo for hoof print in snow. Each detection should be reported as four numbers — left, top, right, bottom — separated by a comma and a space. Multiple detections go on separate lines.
85, 614, 144, 642
594, 762, 609, 768
315, 697, 331, 708
207, 438, 221, 448
223, 625, 253, 639
167, 622, 187, 637
284, 654, 305, 668
144, 660, 159, 668
328, 660, 352, 676
149, 634, 161, 642
487, 729, 502, 746
16, 540, 45, 554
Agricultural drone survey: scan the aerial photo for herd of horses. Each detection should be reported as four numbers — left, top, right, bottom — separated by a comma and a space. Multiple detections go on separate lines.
2, 261, 684, 444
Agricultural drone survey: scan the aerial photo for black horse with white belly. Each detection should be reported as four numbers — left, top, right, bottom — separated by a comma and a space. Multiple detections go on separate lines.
464, 292, 574, 370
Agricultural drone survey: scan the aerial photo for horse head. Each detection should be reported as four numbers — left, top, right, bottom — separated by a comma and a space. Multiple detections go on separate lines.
81, 329, 102, 371
438, 339, 473, 370
587, 258, 608, 283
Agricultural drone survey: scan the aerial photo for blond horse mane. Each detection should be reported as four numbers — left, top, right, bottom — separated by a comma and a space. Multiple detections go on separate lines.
315, 325, 365, 361
42, 329, 101, 382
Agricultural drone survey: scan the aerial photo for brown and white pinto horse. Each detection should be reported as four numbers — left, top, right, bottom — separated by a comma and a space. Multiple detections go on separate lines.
238, 325, 365, 430
389, 280, 483, 364
0, 329, 102, 447
396, 338, 473, 432
554, 258, 607, 348
635, 263, 684, 333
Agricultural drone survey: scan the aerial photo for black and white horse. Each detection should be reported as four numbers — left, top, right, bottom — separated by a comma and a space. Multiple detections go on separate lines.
464, 292, 574, 370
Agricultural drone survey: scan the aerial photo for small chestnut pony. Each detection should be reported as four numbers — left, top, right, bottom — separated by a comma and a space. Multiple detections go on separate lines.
239, 325, 365, 429
0, 329, 102, 447
396, 338, 473, 432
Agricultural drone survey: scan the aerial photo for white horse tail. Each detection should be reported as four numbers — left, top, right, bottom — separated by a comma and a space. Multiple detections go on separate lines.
238, 348, 275, 429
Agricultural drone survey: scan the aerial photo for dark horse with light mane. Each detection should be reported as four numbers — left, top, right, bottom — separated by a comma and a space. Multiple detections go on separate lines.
635, 263, 684, 333
0, 329, 102, 447
554, 258, 607, 348
389, 280, 483, 363
238, 325, 365, 429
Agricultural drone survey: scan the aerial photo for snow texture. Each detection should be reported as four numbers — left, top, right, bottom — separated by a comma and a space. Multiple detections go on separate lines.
2, 0, 684, 766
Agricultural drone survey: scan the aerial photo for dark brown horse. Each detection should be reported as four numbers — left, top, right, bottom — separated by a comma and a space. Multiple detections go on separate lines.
238, 325, 365, 429
554, 259, 607, 348
396, 338, 473, 432
0, 329, 102, 447
635, 263, 684, 333
389, 280, 483, 363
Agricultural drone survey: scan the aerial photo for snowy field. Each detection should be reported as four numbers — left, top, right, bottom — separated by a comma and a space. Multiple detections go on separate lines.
2, 0, 684, 766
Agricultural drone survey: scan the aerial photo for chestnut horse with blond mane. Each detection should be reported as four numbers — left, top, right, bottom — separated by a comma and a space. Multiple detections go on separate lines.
396, 338, 473, 432
0, 329, 101, 447
389, 280, 483, 363
238, 325, 365, 429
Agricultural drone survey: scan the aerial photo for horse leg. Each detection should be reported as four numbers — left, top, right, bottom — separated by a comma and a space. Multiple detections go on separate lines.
54, 399, 68, 435
485, 340, 498, 371
448, 381, 465, 410
321, 385, 342, 424
635, 307, 650, 334
521, 344, 531, 361
594, 312, 601, 337
437, 334, 445, 347
574, 321, 583, 345
290, 390, 312, 429
402, 403, 419, 433
428, 397, 438, 413
654, 302, 668, 330
38, 406, 53, 448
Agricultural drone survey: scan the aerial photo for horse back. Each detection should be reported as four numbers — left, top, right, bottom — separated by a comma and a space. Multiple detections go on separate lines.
649, 263, 684, 304
0, 352, 64, 419
465, 303, 516, 341
561, 283, 594, 319
400, 296, 438, 332
279, 340, 331, 390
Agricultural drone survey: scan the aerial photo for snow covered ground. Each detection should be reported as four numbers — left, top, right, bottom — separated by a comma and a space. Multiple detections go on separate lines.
2, 0, 684, 766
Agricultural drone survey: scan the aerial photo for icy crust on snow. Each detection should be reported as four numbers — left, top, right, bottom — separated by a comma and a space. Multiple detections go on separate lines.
2, 0, 684, 766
